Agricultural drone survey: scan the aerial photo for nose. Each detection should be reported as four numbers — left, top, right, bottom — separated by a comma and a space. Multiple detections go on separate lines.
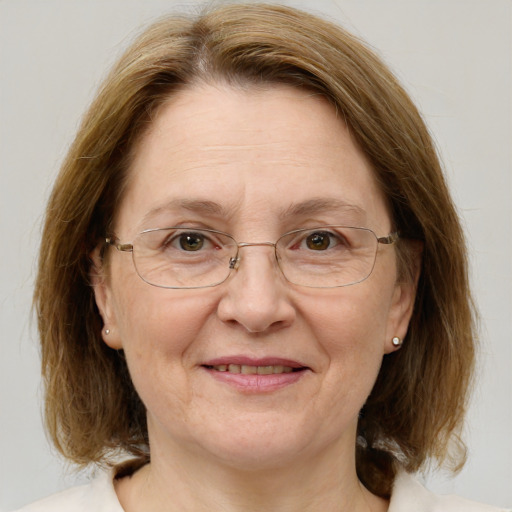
217, 244, 296, 334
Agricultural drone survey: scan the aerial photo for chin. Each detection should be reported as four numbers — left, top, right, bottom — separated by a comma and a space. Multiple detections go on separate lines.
187, 414, 344, 472
203, 440, 307, 472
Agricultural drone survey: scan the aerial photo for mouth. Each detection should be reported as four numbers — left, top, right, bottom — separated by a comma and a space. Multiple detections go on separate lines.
201, 357, 310, 392
203, 364, 304, 375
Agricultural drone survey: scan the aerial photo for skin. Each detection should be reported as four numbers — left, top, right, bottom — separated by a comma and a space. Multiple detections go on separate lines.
93, 83, 418, 512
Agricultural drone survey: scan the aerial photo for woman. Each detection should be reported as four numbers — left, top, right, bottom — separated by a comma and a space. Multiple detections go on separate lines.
15, 3, 509, 511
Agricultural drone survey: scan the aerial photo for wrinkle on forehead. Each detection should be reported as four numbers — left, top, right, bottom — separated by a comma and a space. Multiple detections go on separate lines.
138, 197, 368, 234
126, 82, 363, 189
117, 83, 389, 238
135, 83, 344, 147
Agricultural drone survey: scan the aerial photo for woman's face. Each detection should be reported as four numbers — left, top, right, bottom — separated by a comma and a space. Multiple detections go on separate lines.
94, 84, 416, 471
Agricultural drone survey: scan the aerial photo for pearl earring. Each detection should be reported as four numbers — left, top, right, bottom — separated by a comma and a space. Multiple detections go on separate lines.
105, 328, 110, 335
392, 336, 402, 347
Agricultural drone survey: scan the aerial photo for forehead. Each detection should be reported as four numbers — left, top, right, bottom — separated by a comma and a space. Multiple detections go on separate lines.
117, 83, 390, 236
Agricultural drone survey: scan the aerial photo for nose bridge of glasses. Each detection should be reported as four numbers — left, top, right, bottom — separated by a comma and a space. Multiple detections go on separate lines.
228, 241, 277, 270
237, 241, 276, 248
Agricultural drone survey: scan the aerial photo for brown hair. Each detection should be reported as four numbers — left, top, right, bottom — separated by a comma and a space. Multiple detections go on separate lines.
34, 3, 475, 498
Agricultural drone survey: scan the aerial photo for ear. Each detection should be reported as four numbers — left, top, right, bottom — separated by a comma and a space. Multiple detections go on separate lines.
90, 246, 123, 350
384, 241, 423, 354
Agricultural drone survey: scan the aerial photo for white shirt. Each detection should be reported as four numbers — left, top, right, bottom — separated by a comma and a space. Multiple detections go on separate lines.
13, 470, 510, 511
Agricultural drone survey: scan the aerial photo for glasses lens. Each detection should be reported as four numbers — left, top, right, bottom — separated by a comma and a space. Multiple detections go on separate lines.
132, 228, 238, 288
276, 226, 378, 288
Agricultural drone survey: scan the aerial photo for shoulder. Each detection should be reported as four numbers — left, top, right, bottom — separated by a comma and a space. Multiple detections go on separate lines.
11, 470, 123, 512
390, 471, 510, 512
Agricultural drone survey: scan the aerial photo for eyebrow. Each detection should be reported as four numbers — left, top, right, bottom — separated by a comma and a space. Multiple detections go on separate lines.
141, 199, 228, 226
279, 198, 366, 220
140, 197, 366, 226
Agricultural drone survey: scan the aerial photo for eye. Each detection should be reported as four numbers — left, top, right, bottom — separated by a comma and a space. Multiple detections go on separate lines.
176, 232, 206, 251
304, 231, 338, 251
152, 228, 234, 255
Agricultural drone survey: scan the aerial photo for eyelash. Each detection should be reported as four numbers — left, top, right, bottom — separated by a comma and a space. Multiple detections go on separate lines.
160, 228, 350, 252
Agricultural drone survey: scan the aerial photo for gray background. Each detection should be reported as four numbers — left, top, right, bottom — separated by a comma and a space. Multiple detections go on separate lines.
1, 0, 510, 510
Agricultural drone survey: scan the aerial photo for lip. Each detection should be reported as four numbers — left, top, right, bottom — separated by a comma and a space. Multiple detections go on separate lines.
202, 356, 307, 368
201, 356, 310, 393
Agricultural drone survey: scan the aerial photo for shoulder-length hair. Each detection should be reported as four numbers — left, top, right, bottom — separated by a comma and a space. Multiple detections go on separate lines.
34, 3, 475, 498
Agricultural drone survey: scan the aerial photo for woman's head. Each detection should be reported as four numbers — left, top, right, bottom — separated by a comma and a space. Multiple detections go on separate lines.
35, 3, 475, 498
91, 81, 415, 487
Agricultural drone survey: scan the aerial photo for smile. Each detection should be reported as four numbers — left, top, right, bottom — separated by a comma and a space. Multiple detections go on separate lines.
207, 364, 297, 374
201, 357, 310, 392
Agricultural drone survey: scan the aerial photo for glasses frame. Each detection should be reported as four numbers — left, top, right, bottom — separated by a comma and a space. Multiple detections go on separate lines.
105, 226, 399, 289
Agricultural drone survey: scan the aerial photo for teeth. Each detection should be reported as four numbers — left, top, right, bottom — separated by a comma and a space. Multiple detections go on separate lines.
241, 365, 257, 375
212, 364, 298, 374
257, 366, 273, 375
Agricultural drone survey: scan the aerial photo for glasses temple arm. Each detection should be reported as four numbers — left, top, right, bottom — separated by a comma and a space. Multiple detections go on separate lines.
105, 237, 133, 252
377, 232, 399, 245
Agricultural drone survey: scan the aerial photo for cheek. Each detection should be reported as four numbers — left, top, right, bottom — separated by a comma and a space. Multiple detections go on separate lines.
110, 289, 224, 437
114, 287, 215, 354
304, 284, 392, 351
109, 279, 218, 400
108, 255, 209, 352
301, 285, 394, 391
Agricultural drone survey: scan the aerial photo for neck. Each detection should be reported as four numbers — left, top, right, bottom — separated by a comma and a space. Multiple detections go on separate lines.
115, 436, 388, 512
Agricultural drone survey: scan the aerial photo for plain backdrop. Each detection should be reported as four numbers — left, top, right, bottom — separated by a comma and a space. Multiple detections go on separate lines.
1, 0, 511, 510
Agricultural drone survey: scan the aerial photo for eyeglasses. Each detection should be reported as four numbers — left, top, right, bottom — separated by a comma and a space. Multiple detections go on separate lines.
105, 226, 398, 289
